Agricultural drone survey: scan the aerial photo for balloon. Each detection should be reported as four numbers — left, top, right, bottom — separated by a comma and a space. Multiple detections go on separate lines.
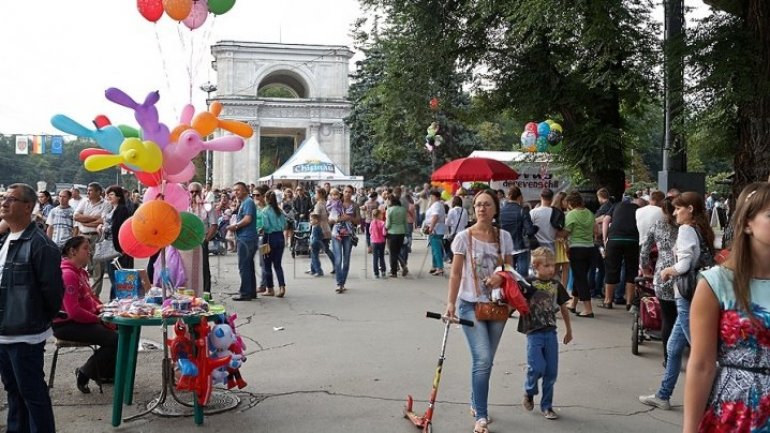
547, 130, 563, 145
105, 88, 170, 149
163, 129, 243, 175
137, 0, 164, 22
170, 104, 196, 142
545, 119, 555, 126
440, 190, 452, 201
132, 200, 182, 248
172, 212, 206, 250
166, 163, 196, 183
520, 131, 536, 148
51, 114, 123, 154
183, 0, 208, 30
524, 122, 538, 134
135, 170, 163, 187
143, 183, 190, 212
84, 138, 163, 173
550, 122, 563, 133
536, 136, 548, 152
163, 0, 193, 20
429, 97, 439, 111
191, 102, 253, 138
526, 144, 536, 153
207, 0, 235, 15
118, 125, 141, 138
118, 217, 159, 258
537, 121, 551, 137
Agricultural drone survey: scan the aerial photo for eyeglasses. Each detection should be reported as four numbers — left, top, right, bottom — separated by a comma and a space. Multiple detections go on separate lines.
2, 196, 28, 204
190, 190, 202, 194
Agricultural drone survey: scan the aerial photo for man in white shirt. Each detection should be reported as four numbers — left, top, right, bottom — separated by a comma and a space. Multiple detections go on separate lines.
73, 182, 110, 297
530, 188, 558, 252
635, 190, 665, 246
69, 186, 83, 212
46, 189, 76, 247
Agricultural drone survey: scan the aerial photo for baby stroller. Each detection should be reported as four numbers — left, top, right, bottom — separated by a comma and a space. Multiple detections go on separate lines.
291, 221, 311, 258
208, 217, 229, 256
631, 276, 662, 355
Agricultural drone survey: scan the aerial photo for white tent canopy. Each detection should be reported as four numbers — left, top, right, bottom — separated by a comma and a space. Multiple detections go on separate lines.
259, 136, 363, 187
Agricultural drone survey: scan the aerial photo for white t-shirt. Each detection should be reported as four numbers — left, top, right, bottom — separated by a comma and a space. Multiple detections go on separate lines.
635, 205, 664, 245
0, 231, 52, 344
69, 197, 83, 213
74, 198, 110, 234
451, 229, 514, 303
530, 206, 557, 249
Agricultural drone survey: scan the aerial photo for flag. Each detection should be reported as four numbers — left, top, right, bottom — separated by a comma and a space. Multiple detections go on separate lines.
39, 135, 47, 154
31, 135, 42, 154
51, 136, 63, 155
15, 136, 28, 155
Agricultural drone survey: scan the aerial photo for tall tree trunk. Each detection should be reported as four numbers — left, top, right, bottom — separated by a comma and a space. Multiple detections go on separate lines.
732, 0, 770, 200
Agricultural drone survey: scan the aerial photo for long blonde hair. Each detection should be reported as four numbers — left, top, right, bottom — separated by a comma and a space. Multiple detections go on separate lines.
724, 182, 770, 315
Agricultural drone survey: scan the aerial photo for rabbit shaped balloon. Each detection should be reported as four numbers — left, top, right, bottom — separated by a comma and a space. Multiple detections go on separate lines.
105, 88, 170, 149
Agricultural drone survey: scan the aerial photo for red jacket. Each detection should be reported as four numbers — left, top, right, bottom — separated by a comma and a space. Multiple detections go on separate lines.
54, 259, 101, 324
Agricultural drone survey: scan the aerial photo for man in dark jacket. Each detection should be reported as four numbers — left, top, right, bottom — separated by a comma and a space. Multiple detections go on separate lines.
0, 183, 64, 433
293, 186, 313, 223
499, 186, 536, 277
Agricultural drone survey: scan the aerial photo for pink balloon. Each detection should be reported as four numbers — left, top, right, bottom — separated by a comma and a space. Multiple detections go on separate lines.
163, 129, 244, 175
183, 0, 209, 30
166, 162, 195, 183
143, 183, 190, 212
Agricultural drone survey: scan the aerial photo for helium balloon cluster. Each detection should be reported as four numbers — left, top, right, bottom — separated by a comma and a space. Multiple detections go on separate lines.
425, 121, 444, 153
520, 120, 563, 153
137, 0, 237, 30
51, 87, 253, 258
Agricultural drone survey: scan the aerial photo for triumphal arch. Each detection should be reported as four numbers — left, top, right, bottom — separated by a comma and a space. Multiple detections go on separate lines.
210, 41, 354, 187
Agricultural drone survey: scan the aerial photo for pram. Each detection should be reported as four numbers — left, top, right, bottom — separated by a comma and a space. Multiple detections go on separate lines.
631, 276, 662, 355
208, 217, 228, 256
291, 221, 311, 258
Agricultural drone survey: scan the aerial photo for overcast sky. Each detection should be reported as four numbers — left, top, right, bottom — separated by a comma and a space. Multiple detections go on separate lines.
0, 1, 710, 135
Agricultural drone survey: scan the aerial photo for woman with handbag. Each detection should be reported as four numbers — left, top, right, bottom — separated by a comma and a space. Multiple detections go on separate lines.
639, 192, 714, 410
330, 185, 360, 293
423, 190, 447, 276
260, 191, 288, 298
312, 188, 336, 272
444, 189, 514, 433
53, 236, 118, 393
100, 185, 133, 301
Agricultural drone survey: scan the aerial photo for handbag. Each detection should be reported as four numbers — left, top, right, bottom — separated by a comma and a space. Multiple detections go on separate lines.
93, 233, 120, 262
468, 228, 510, 321
676, 228, 716, 301
259, 234, 271, 255
350, 231, 359, 247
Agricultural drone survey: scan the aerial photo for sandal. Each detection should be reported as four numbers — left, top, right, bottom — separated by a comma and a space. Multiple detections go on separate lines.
598, 301, 613, 309
470, 407, 492, 424
473, 419, 489, 433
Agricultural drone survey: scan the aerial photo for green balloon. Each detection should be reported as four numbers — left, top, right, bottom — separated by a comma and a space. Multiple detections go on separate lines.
172, 212, 206, 251
118, 125, 141, 138
208, 0, 236, 15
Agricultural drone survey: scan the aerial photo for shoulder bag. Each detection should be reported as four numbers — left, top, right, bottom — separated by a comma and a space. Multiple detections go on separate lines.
676, 228, 716, 301
93, 232, 120, 262
469, 228, 510, 321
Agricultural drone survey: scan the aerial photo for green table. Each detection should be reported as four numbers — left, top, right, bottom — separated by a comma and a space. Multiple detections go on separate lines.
103, 308, 225, 427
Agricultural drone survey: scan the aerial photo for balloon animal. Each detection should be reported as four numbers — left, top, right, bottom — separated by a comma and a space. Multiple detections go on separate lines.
105, 88, 170, 149
50, 114, 124, 154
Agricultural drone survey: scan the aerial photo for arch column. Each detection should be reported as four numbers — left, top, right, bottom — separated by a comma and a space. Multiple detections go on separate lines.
247, 121, 260, 184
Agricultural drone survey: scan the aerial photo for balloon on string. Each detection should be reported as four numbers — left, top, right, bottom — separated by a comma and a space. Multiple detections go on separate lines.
172, 212, 206, 250
545, 119, 555, 126
50, 114, 123, 154
137, 0, 164, 22
118, 125, 141, 138
429, 97, 439, 112
537, 121, 551, 137
536, 136, 549, 152
163, 0, 193, 20
520, 131, 536, 148
549, 122, 563, 133
191, 102, 254, 138
84, 138, 163, 173
207, 0, 236, 15
163, 129, 243, 175
143, 183, 190, 212
118, 217, 159, 258
135, 169, 163, 187
547, 130, 563, 145
104, 88, 170, 150
166, 162, 196, 183
132, 200, 182, 248
183, 0, 209, 30
524, 122, 538, 134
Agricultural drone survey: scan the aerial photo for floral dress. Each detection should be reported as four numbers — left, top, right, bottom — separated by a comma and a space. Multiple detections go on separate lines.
699, 266, 770, 433
640, 220, 679, 300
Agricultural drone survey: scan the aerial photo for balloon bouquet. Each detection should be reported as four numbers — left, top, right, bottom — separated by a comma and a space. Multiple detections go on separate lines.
519, 119, 563, 153
51, 87, 252, 260
137, 0, 238, 30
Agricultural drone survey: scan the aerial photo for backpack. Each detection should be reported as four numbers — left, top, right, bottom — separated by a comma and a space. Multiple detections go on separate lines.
549, 207, 565, 230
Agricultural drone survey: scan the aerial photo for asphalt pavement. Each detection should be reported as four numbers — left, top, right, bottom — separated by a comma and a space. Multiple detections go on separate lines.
1, 236, 685, 432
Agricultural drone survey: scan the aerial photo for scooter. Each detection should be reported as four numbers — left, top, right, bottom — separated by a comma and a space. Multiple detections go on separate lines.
404, 311, 474, 433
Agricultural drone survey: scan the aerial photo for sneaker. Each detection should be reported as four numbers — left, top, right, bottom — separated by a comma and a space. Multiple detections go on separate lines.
638, 394, 671, 410
314, 273, 324, 277
542, 409, 558, 420
402, 266, 409, 277
375, 275, 380, 279
522, 394, 534, 411
304, 270, 313, 274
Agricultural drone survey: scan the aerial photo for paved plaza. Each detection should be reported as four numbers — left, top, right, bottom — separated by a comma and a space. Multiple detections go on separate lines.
1, 238, 684, 432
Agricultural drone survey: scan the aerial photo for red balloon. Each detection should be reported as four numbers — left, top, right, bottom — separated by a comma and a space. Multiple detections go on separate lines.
118, 217, 159, 259
525, 122, 538, 134
79, 148, 111, 161
135, 169, 164, 187
429, 97, 440, 111
138, 0, 164, 22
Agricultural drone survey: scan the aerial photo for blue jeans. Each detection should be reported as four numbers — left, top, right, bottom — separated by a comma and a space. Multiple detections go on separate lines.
400, 224, 413, 265
514, 251, 531, 278
310, 240, 324, 275
372, 242, 386, 276
657, 298, 691, 400
458, 299, 507, 420
322, 239, 336, 269
237, 237, 259, 297
262, 232, 285, 288
0, 341, 56, 433
332, 235, 353, 286
429, 234, 444, 269
525, 330, 559, 411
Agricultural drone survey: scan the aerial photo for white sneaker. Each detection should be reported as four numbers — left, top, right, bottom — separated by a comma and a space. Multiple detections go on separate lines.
638, 394, 671, 410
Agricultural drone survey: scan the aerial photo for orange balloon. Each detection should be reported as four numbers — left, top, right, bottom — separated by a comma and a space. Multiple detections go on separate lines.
163, 0, 193, 21
132, 200, 182, 248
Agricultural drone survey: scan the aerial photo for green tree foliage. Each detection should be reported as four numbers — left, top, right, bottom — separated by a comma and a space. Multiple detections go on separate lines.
0, 135, 135, 191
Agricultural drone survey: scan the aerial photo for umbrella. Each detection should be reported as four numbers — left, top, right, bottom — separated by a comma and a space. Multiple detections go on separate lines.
431, 157, 519, 182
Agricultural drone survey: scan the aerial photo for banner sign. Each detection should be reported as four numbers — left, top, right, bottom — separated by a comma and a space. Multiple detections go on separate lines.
292, 160, 335, 174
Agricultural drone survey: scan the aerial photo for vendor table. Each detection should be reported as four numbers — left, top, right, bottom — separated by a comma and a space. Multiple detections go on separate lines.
104, 309, 225, 427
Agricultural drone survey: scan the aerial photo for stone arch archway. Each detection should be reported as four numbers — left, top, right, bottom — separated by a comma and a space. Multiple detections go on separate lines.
210, 42, 353, 187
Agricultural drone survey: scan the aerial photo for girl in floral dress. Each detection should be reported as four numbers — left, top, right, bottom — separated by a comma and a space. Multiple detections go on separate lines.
685, 182, 770, 433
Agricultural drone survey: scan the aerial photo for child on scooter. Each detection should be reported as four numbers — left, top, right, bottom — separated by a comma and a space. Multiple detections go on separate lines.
518, 247, 573, 420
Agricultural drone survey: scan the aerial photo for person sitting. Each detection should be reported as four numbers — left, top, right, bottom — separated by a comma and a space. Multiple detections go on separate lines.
52, 236, 118, 393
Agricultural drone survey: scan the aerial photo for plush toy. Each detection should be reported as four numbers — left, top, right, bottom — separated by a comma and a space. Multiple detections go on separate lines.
176, 322, 231, 406
208, 324, 236, 386
226, 314, 247, 389
166, 319, 193, 364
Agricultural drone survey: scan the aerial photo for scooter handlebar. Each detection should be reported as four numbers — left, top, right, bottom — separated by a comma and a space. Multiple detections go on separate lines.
426, 311, 474, 327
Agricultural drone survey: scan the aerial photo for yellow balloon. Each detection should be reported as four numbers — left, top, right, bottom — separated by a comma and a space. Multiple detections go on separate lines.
550, 123, 563, 133
84, 138, 163, 173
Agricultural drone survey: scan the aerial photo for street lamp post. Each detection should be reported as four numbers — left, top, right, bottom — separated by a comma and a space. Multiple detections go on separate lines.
199, 82, 218, 185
